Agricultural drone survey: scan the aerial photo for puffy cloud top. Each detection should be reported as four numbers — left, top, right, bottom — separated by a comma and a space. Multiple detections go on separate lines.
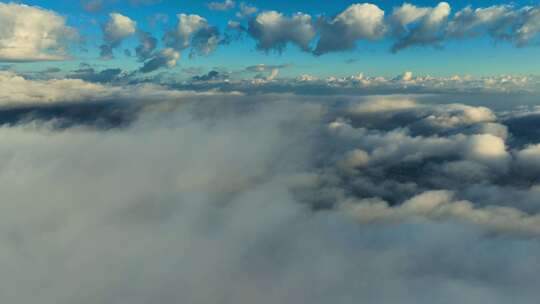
104, 13, 136, 42
247, 11, 316, 52
100, 13, 137, 59
164, 13, 222, 57
390, 2, 451, 52
0, 3, 77, 62
315, 3, 386, 55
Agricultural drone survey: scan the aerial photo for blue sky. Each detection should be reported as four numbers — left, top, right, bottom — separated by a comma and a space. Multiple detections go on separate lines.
4, 0, 540, 78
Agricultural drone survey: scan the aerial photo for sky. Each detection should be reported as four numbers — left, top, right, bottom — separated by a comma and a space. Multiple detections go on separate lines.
3, 2, 540, 304
2, 0, 540, 79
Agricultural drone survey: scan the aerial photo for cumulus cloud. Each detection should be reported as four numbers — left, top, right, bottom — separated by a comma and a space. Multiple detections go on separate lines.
0, 3, 77, 62
447, 5, 516, 39
343, 190, 540, 236
100, 13, 137, 59
516, 143, 540, 175
138, 48, 180, 73
314, 3, 386, 55
390, 2, 451, 52
236, 2, 258, 18
247, 11, 316, 52
164, 13, 223, 57
514, 5, 540, 46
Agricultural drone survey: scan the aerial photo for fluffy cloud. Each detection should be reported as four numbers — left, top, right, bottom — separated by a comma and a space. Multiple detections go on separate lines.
314, 3, 386, 55
390, 2, 451, 52
236, 2, 540, 55
100, 13, 137, 59
0, 71, 217, 105
516, 144, 540, 174
514, 6, 540, 46
138, 48, 180, 73
164, 13, 223, 57
447, 5, 516, 39
2, 73, 540, 302
0, 3, 77, 62
1, 84, 540, 303
343, 190, 540, 236
247, 11, 316, 52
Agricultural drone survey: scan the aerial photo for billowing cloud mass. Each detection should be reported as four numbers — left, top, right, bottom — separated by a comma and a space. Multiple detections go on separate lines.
0, 3, 77, 62
1, 70, 540, 303
247, 11, 316, 52
446, 5, 516, 39
100, 13, 137, 59
3, 1, 540, 63
315, 3, 386, 55
390, 2, 451, 52
1, 1, 540, 303
238, 1, 540, 54
164, 13, 224, 58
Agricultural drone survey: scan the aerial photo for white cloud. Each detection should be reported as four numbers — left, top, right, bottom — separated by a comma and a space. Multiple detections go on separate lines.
391, 2, 451, 52
343, 190, 540, 236
447, 5, 515, 38
247, 11, 316, 52
516, 143, 540, 174
100, 13, 137, 59
139, 48, 180, 73
1, 79, 540, 303
348, 98, 417, 114
0, 3, 77, 62
515, 6, 540, 46
315, 3, 385, 55
164, 13, 222, 57
0, 71, 231, 105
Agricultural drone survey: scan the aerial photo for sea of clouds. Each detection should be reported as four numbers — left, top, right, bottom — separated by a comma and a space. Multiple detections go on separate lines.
1, 73, 540, 303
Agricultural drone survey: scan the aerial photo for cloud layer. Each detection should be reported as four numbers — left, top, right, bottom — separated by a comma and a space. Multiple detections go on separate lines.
1, 71, 540, 303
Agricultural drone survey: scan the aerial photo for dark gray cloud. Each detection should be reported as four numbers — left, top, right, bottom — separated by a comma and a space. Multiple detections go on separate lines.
68, 67, 126, 83
191, 70, 227, 82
